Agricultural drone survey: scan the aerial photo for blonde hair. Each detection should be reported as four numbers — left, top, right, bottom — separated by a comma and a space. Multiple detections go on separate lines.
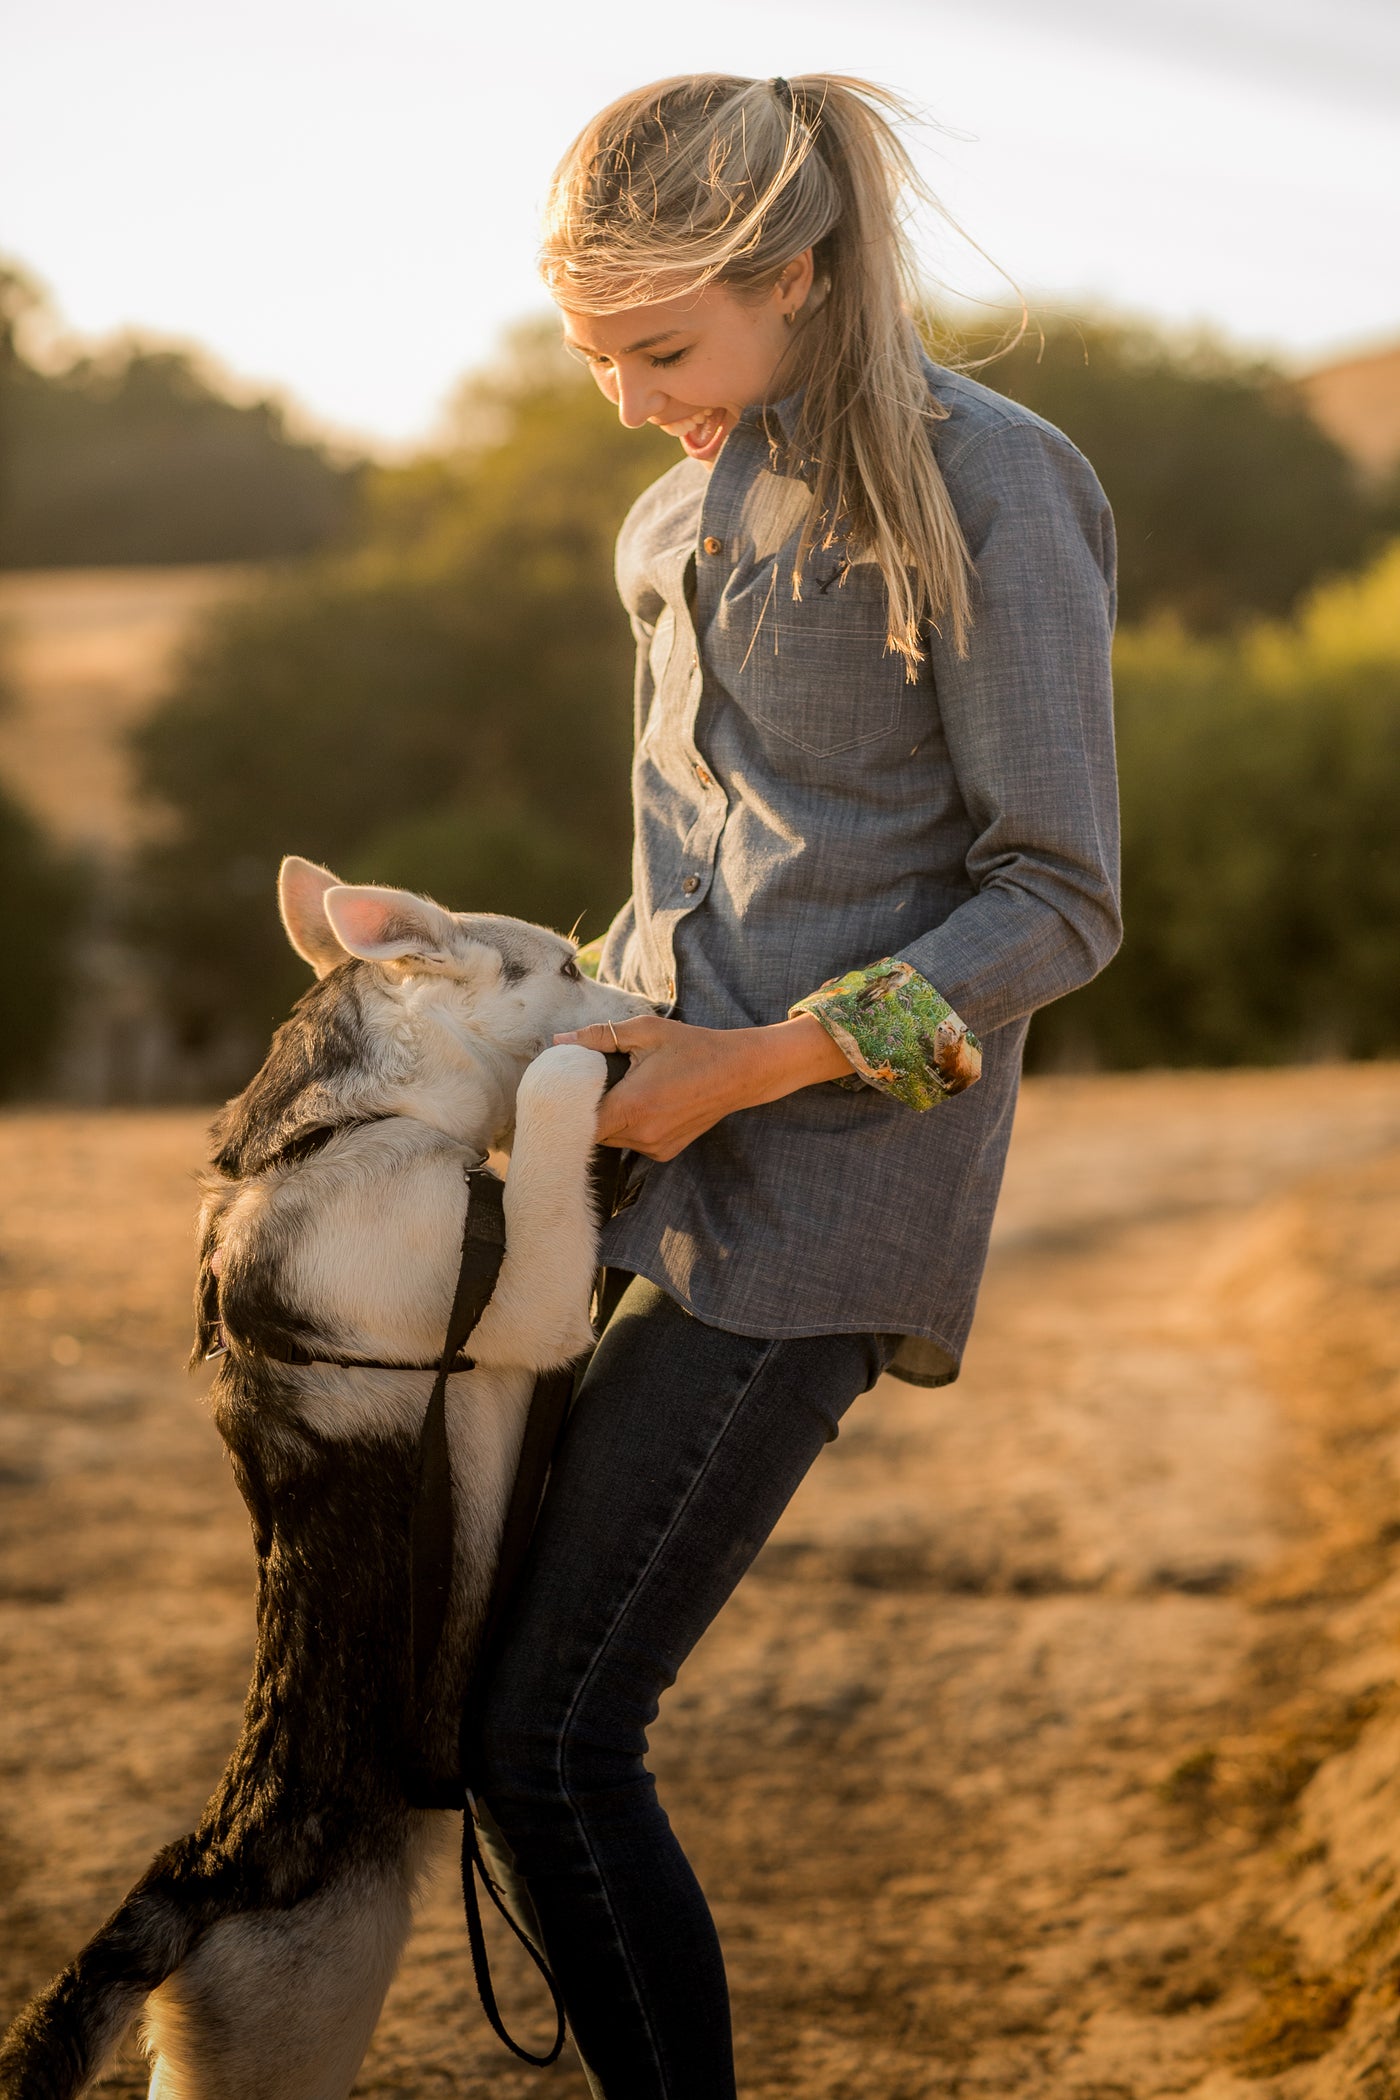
541, 74, 974, 670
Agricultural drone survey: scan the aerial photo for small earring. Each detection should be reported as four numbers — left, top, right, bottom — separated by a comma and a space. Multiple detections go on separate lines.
784, 310, 796, 327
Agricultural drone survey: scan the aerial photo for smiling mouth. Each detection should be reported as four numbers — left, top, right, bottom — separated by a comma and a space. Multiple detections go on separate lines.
664, 409, 726, 456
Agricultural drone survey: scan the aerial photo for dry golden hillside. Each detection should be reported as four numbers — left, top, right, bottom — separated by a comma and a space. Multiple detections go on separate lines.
0, 566, 255, 852
1300, 343, 1400, 481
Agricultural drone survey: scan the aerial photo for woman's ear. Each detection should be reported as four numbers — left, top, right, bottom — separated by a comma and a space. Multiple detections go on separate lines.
278, 856, 349, 977
778, 247, 817, 321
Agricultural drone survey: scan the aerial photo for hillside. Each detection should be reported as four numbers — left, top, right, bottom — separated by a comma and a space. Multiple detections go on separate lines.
1299, 342, 1400, 479
0, 565, 255, 853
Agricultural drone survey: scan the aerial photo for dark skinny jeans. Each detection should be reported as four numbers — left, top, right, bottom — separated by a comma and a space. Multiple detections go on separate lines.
474, 1275, 896, 2099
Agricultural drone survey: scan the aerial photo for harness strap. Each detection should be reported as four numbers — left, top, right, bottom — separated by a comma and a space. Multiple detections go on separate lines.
447, 1065, 632, 1757
211, 1336, 478, 1374
463, 1361, 577, 1740
409, 1169, 507, 1704
208, 1124, 492, 1375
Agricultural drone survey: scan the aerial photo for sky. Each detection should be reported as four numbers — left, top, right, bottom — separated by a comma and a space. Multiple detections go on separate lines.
3, 0, 1398, 452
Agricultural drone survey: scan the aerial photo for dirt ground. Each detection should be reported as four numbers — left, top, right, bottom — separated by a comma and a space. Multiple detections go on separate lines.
5, 1067, 1400, 2098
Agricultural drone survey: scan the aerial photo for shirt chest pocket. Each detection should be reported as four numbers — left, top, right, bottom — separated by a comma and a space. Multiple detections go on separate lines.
716, 548, 912, 758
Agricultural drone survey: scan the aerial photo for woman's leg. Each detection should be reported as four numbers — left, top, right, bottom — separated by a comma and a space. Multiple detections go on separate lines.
474, 1278, 893, 2100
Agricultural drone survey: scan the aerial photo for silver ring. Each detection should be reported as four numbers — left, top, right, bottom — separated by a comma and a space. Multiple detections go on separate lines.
607, 1021, 622, 1053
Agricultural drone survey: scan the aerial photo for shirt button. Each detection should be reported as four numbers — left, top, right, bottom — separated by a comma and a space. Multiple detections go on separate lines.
681, 875, 700, 895
702, 536, 723, 556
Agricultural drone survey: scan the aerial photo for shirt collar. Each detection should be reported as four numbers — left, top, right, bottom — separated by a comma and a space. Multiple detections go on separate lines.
738, 384, 805, 447
738, 346, 943, 449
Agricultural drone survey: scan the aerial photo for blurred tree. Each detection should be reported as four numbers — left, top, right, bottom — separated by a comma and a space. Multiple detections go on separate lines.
0, 262, 361, 568
0, 769, 84, 1096
1369, 455, 1400, 544
126, 311, 1400, 1095
130, 326, 672, 1082
945, 315, 1374, 630
0, 263, 44, 544
1029, 542, 1400, 1070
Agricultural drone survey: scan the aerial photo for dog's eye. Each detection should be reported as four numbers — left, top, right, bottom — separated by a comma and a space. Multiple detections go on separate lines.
560, 959, 581, 982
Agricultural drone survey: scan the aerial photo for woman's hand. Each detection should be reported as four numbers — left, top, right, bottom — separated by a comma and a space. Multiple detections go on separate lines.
552, 1014, 852, 1160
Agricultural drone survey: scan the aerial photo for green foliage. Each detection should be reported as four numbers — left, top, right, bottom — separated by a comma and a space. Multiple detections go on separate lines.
130, 327, 673, 1078
0, 771, 84, 1096
947, 316, 1374, 630
1369, 456, 1400, 545
350, 803, 586, 929
0, 261, 360, 568
126, 311, 1400, 1090
1030, 543, 1400, 1069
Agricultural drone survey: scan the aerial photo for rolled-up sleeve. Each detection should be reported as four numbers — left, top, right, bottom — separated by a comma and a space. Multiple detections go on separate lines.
897, 418, 1122, 1037
789, 958, 981, 1109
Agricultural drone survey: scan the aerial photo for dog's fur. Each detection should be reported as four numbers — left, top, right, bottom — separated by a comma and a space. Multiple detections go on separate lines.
0, 857, 655, 2100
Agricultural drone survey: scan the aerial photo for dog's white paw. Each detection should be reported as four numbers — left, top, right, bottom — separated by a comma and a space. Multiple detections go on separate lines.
516, 1043, 609, 1120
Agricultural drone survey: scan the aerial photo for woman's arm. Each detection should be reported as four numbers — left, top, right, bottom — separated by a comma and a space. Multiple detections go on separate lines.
787, 418, 1119, 1104
779, 418, 1119, 1119
887, 414, 1122, 1032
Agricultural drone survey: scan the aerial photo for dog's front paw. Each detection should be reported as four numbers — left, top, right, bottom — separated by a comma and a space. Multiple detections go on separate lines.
516, 1043, 609, 1122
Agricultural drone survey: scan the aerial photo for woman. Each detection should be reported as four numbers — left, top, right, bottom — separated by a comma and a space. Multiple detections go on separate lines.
476, 73, 1121, 2098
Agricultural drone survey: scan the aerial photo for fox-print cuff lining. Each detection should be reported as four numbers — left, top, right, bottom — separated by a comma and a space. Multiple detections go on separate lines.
789, 957, 982, 1112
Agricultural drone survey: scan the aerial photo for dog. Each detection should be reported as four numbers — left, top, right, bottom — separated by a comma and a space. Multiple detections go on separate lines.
0, 855, 656, 2100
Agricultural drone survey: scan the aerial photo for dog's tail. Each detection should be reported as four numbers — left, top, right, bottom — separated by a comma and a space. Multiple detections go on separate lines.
0, 1841, 209, 2100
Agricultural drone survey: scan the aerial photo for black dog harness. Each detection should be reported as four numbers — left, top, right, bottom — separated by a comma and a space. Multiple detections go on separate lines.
401, 1161, 574, 2066
217, 1057, 633, 2068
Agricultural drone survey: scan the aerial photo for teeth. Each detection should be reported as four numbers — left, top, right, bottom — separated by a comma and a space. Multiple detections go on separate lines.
667, 410, 719, 441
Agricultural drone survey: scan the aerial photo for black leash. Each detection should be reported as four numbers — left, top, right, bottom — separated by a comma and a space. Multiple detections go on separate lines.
402, 1052, 633, 2068
458, 1806, 566, 2064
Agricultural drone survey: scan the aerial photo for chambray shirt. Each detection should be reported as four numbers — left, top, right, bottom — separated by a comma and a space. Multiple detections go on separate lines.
597, 360, 1121, 1385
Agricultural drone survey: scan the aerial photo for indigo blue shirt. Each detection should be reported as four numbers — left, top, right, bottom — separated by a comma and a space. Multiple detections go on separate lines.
597, 360, 1121, 1384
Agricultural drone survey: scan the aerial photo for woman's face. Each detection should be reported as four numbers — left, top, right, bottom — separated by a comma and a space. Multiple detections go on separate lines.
559, 250, 815, 466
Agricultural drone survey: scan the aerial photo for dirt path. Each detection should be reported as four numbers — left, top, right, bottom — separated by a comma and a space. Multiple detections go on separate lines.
4, 1068, 1400, 2097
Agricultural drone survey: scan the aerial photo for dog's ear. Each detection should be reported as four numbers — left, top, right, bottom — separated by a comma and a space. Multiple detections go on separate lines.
279, 857, 350, 977
322, 884, 462, 970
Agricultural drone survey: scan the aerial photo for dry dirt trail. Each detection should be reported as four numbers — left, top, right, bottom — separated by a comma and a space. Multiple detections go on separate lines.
4, 1069, 1400, 2099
